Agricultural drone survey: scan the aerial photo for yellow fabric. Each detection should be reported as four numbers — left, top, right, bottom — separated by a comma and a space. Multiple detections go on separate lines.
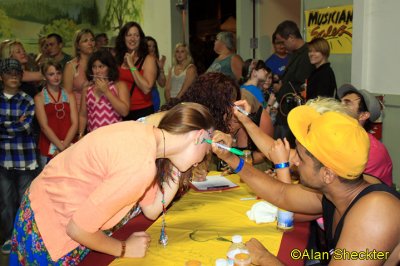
110, 172, 284, 266
288, 105, 369, 179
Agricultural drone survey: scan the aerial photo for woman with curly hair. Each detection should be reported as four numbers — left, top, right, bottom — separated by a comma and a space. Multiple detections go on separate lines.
161, 72, 240, 133
141, 72, 240, 180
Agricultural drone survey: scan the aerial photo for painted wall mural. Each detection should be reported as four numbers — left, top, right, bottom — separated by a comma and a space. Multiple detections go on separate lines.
0, 0, 143, 55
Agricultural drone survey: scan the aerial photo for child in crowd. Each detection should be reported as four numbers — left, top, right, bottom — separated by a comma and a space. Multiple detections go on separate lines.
78, 50, 129, 137
240, 59, 269, 108
0, 59, 39, 254
34, 61, 78, 166
259, 67, 278, 124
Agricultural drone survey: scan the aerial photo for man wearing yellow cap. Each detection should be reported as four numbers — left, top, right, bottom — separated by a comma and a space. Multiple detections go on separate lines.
213, 104, 400, 265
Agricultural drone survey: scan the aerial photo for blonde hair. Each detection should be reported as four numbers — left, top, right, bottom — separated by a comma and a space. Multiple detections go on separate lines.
1, 40, 24, 60
173, 43, 193, 69
306, 97, 354, 118
240, 88, 261, 113
73, 28, 94, 58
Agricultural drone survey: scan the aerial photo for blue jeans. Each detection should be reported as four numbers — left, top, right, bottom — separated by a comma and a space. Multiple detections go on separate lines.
151, 87, 161, 112
0, 167, 39, 243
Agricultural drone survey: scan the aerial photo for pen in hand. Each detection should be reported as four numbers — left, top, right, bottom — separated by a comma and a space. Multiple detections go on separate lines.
203, 139, 244, 156
232, 104, 249, 116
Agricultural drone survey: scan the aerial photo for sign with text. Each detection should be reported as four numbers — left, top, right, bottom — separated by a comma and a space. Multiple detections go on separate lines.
305, 5, 353, 54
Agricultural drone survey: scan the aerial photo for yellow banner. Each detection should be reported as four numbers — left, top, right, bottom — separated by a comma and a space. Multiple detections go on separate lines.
305, 5, 353, 54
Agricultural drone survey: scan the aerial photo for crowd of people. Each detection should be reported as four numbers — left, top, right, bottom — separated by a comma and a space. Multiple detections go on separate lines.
0, 19, 398, 265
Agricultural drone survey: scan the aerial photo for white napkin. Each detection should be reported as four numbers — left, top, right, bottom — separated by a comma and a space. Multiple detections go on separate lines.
246, 201, 278, 224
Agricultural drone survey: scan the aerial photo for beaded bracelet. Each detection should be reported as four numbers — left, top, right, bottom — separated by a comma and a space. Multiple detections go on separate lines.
274, 162, 290, 169
119, 240, 126, 258
234, 157, 245, 173
130, 67, 137, 72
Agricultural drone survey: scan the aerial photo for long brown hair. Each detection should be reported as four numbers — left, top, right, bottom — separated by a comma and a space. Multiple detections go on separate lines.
155, 102, 214, 187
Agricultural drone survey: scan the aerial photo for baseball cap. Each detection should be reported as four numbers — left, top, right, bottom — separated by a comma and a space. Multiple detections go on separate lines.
0, 58, 23, 75
288, 105, 369, 179
337, 84, 381, 122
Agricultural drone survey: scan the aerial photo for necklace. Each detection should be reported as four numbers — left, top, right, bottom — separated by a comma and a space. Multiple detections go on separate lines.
159, 129, 168, 247
46, 88, 65, 119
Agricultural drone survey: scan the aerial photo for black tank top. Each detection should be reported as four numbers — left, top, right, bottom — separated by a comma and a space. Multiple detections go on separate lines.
322, 184, 400, 257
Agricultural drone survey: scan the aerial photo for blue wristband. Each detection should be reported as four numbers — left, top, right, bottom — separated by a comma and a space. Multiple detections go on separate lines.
275, 162, 290, 169
234, 158, 245, 173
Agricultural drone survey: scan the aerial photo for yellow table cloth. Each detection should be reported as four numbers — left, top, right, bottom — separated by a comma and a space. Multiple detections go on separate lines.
110, 172, 284, 266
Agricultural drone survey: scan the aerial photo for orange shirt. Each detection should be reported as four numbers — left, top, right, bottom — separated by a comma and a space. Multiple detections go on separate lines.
29, 122, 158, 260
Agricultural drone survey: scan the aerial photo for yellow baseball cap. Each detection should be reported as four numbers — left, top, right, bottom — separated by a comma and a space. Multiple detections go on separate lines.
288, 105, 370, 179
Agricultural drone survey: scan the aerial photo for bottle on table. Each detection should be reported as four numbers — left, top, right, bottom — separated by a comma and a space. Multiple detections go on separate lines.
242, 150, 253, 165
239, 150, 253, 182
277, 208, 294, 231
234, 253, 251, 266
215, 258, 228, 266
226, 235, 249, 266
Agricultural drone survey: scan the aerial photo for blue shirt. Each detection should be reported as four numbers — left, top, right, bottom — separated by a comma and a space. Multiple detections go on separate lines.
265, 54, 290, 77
0, 91, 38, 170
240, 84, 266, 107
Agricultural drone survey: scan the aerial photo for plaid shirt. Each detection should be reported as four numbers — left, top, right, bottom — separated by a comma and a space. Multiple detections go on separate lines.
0, 91, 38, 170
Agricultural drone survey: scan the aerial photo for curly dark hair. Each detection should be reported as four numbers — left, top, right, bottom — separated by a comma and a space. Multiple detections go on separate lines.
115, 22, 148, 66
86, 50, 119, 82
162, 72, 240, 133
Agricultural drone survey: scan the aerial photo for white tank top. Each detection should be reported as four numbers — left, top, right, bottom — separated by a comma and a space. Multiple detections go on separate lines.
170, 64, 193, 98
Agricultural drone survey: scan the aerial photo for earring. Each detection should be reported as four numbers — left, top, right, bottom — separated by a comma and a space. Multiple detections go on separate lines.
195, 139, 199, 145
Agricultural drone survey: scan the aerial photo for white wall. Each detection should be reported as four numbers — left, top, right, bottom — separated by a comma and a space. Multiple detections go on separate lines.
142, 0, 186, 105
236, 0, 300, 61
352, 0, 400, 94
352, 0, 400, 187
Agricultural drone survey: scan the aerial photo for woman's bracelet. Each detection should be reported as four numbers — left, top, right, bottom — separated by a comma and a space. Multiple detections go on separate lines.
274, 162, 290, 169
119, 240, 126, 258
234, 157, 245, 173
130, 67, 137, 72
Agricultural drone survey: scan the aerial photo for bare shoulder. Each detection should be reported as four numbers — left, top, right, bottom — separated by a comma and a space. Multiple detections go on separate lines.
186, 64, 197, 73
34, 91, 43, 103
232, 54, 244, 63
63, 58, 77, 73
336, 190, 400, 258
115, 80, 128, 89
65, 57, 77, 67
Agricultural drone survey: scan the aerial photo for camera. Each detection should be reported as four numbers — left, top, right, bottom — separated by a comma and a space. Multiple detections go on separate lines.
280, 93, 303, 116
285, 94, 303, 106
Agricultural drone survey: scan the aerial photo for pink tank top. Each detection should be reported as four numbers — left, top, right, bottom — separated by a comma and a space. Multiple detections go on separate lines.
86, 82, 122, 132
72, 60, 88, 111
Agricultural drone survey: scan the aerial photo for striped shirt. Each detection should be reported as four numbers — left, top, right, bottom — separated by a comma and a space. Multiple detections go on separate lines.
0, 91, 38, 170
86, 83, 122, 132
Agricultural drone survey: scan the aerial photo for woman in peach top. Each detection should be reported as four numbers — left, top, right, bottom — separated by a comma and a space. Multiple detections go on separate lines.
63, 29, 95, 112
9, 103, 229, 265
